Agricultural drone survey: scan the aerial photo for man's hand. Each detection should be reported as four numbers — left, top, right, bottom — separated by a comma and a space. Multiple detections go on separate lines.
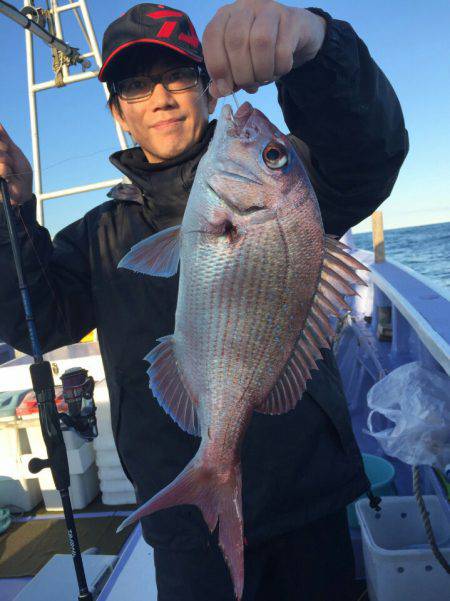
0, 124, 33, 206
202, 0, 326, 98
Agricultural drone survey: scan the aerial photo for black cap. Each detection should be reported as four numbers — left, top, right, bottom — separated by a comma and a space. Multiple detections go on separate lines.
99, 3, 203, 82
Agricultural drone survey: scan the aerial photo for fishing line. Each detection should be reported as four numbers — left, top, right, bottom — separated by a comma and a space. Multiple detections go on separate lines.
40, 145, 119, 171
195, 78, 240, 125
231, 92, 240, 112
196, 78, 213, 103
1, 144, 120, 180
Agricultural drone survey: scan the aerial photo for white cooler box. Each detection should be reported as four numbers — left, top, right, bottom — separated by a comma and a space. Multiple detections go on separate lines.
93, 380, 137, 506
356, 495, 450, 601
0, 422, 42, 512
0, 471, 42, 513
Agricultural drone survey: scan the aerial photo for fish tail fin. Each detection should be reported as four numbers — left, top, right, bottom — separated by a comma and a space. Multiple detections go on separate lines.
216, 463, 244, 600
116, 457, 244, 600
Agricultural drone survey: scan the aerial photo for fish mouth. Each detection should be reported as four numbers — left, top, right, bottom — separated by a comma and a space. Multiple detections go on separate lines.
214, 106, 264, 187
222, 102, 253, 128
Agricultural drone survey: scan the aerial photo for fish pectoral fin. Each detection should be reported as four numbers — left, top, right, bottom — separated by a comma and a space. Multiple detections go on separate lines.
118, 224, 181, 277
145, 335, 200, 436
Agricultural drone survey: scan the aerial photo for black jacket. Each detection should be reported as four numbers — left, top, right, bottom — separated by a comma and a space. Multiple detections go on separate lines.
0, 9, 408, 549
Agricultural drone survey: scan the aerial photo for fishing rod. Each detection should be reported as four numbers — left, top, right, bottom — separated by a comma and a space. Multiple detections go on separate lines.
0, 0, 89, 67
0, 177, 95, 601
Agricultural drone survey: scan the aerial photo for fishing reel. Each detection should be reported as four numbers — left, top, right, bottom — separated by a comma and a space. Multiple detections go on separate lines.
59, 367, 98, 442
20, 6, 46, 29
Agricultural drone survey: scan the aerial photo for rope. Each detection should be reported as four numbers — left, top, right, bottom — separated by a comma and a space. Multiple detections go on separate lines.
412, 465, 450, 574
355, 588, 368, 601
45, 9, 62, 86
41, 8, 73, 87
52, 48, 71, 87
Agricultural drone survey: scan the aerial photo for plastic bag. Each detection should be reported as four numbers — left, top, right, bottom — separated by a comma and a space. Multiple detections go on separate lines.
365, 361, 450, 473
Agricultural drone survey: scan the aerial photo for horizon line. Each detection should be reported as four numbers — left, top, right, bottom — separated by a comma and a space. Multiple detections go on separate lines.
352, 218, 450, 235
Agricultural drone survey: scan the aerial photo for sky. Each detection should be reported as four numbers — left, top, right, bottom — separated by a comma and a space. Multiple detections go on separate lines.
0, 0, 449, 235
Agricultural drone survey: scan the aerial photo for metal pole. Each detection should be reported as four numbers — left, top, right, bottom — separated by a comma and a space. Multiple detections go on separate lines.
77, 0, 128, 150
0, 0, 81, 60
3, 0, 129, 222
23, 0, 44, 225
68, 0, 91, 48
32, 69, 100, 92
372, 211, 385, 263
40, 178, 123, 201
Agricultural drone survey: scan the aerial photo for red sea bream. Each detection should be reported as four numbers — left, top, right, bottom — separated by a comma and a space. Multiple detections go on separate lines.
117, 102, 368, 599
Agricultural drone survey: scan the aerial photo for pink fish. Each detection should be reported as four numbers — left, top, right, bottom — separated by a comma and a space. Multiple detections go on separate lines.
117, 102, 368, 599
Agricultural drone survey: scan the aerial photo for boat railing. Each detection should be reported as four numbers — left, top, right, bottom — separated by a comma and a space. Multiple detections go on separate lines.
341, 228, 450, 526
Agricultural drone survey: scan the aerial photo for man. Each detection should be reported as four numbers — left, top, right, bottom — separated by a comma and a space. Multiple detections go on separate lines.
0, 1, 408, 599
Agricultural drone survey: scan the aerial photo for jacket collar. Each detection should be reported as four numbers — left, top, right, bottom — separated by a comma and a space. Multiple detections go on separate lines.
108, 120, 217, 215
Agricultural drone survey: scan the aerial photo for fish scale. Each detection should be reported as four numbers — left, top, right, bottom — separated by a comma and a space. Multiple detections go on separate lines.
116, 101, 369, 599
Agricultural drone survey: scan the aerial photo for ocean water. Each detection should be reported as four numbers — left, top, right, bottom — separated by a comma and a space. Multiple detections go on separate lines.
352, 221, 450, 289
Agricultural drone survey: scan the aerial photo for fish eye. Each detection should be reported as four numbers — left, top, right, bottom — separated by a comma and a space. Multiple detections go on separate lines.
262, 142, 288, 169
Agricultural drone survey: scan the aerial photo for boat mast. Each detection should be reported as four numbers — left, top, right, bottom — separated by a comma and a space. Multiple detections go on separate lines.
22, 0, 129, 225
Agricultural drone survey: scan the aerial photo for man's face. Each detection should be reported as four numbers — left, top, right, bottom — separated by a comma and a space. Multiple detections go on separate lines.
111, 48, 217, 163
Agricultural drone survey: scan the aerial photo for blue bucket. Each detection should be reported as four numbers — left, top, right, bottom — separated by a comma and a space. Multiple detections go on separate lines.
347, 453, 396, 529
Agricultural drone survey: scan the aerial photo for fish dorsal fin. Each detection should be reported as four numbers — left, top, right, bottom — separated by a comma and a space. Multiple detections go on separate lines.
118, 224, 181, 277
256, 235, 368, 415
145, 335, 200, 436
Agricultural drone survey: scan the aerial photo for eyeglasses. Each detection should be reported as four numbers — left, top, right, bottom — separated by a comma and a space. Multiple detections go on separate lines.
112, 66, 201, 101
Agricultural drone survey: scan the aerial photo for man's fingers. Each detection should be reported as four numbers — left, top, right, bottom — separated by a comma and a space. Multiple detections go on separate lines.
249, 9, 280, 83
242, 85, 259, 94
0, 123, 12, 144
0, 124, 12, 153
223, 8, 256, 90
0, 163, 12, 178
0, 150, 12, 166
202, 7, 234, 97
208, 81, 221, 99
203, 3, 307, 97
0, 124, 21, 157
0, 162, 14, 187
0, 161, 20, 183
0, 124, 17, 156
0, 139, 9, 153
274, 10, 300, 76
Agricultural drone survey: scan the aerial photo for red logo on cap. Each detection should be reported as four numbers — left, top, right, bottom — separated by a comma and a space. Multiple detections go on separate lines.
146, 10, 199, 49
156, 21, 177, 38
148, 9, 183, 19
178, 22, 199, 48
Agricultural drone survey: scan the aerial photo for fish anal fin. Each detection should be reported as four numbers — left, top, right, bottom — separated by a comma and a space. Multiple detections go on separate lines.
118, 224, 181, 277
145, 335, 200, 436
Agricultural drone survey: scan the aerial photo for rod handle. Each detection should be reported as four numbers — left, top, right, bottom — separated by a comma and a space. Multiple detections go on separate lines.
28, 457, 50, 474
